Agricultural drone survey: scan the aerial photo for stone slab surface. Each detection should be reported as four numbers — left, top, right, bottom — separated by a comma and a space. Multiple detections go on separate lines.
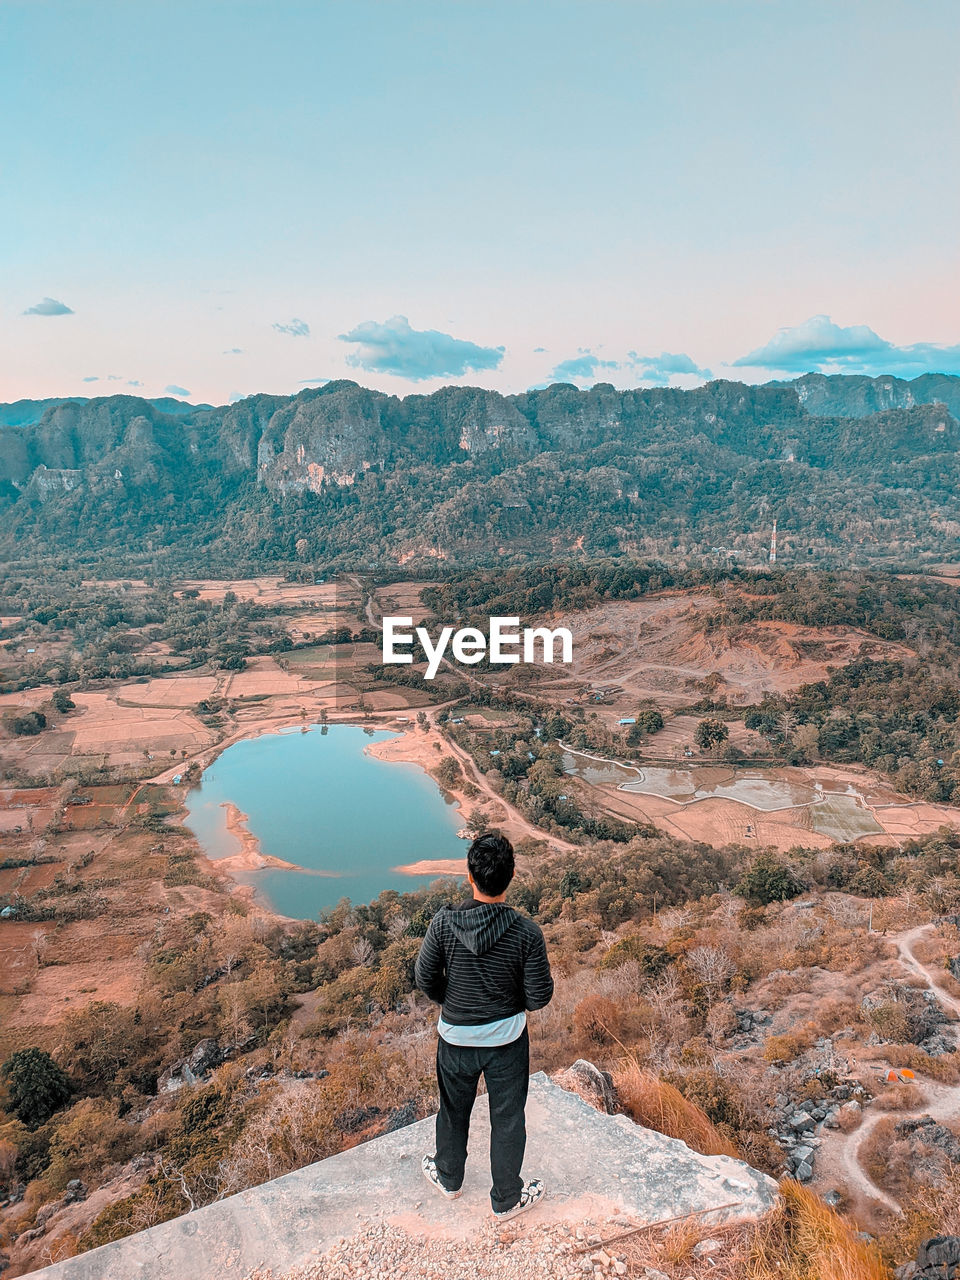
27, 1073, 778, 1279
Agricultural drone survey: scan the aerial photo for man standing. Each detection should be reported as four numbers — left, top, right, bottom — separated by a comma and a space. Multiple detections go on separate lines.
414, 830, 554, 1220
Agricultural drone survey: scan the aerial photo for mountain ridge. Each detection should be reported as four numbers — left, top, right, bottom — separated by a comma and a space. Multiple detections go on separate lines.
2, 374, 959, 570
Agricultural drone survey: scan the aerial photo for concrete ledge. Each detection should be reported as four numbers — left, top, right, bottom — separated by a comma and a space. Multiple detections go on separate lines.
27, 1073, 778, 1279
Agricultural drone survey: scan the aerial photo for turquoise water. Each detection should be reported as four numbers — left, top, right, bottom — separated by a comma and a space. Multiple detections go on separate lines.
184, 725, 465, 918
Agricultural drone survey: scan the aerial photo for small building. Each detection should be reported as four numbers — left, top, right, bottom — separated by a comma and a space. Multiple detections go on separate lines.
618, 717, 636, 726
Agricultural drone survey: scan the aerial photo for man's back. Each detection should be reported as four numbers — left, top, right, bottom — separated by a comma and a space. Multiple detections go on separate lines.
415, 831, 553, 1221
415, 898, 554, 1030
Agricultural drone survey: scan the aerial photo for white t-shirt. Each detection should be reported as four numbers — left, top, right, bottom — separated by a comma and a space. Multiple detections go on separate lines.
437, 1011, 527, 1047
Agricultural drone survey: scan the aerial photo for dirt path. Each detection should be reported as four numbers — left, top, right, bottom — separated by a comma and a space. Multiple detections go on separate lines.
814, 922, 960, 1218
897, 924, 960, 1020
435, 721, 579, 854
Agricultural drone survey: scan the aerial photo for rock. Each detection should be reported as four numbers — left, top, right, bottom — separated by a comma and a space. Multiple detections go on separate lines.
823, 1190, 842, 1208
840, 1100, 861, 1119
895, 1116, 960, 1164
795, 1159, 814, 1182
894, 1263, 918, 1279
64, 1179, 86, 1203
792, 1145, 814, 1164
919, 1032, 956, 1058
949, 956, 960, 982
21, 1072, 779, 1280
643, 1271, 671, 1280
187, 1038, 222, 1074
692, 1238, 723, 1258
914, 1234, 960, 1278
157, 1037, 224, 1093
555, 1060, 620, 1115
385, 1100, 419, 1132
789, 1112, 816, 1132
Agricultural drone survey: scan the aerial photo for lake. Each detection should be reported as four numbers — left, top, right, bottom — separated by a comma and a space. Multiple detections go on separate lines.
184, 724, 466, 918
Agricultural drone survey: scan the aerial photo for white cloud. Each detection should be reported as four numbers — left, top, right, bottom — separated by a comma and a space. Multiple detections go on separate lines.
339, 314, 504, 381
23, 296, 74, 316
733, 315, 960, 377
273, 318, 310, 338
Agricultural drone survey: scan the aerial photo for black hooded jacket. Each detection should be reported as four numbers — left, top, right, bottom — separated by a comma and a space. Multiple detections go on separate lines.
414, 898, 554, 1027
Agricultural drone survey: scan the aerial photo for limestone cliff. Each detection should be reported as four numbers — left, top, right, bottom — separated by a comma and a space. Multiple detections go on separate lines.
23, 1073, 778, 1280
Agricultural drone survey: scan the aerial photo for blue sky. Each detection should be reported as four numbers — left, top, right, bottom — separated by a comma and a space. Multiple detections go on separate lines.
2, 0, 958, 404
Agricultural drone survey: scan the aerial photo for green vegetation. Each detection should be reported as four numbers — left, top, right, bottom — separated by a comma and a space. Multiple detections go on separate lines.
3, 379, 960, 573
1, 1049, 72, 1128
695, 717, 729, 751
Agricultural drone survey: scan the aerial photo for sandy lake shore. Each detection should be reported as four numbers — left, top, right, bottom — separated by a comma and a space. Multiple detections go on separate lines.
214, 802, 337, 875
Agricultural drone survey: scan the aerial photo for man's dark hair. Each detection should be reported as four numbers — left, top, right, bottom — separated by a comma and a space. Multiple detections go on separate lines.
467, 830, 515, 897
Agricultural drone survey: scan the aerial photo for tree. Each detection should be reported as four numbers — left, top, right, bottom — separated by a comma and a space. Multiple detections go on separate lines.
51, 689, 75, 714
695, 718, 729, 752
1, 1047, 72, 1128
435, 756, 462, 788
735, 852, 805, 905
636, 709, 664, 735
9, 711, 46, 736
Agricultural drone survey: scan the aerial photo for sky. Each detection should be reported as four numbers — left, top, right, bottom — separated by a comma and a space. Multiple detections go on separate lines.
2, 0, 959, 406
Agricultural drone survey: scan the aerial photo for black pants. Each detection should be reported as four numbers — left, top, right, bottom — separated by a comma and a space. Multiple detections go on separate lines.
433, 1026, 529, 1212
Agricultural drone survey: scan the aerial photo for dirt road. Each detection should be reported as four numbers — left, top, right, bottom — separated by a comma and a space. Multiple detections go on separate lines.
814, 922, 960, 1218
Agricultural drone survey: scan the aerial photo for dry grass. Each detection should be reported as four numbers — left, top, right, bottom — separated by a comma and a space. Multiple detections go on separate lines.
870, 1084, 928, 1112
883, 1043, 960, 1084
762, 1022, 817, 1064
882, 1169, 960, 1268
750, 1181, 890, 1280
615, 1182, 890, 1280
612, 1058, 741, 1159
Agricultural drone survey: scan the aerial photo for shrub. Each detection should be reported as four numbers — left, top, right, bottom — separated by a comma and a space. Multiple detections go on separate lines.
572, 995, 622, 1046
599, 935, 671, 978
736, 852, 806, 904
55, 1001, 145, 1094
0, 1048, 72, 1128
46, 1098, 133, 1188
762, 1024, 816, 1064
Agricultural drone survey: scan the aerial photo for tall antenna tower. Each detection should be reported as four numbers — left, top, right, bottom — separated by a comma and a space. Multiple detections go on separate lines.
769, 519, 777, 564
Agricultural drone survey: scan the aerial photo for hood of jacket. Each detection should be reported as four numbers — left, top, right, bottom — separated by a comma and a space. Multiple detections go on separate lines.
443, 901, 519, 955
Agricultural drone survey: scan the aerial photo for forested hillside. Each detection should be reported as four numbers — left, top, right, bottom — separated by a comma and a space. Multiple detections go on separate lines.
1, 375, 959, 572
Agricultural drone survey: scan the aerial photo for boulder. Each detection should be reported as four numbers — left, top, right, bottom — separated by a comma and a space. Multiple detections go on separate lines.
554, 1059, 620, 1115
157, 1038, 224, 1093
914, 1235, 960, 1278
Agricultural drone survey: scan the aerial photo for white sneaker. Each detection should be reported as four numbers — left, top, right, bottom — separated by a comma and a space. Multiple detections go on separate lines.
421, 1154, 462, 1199
493, 1179, 545, 1220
